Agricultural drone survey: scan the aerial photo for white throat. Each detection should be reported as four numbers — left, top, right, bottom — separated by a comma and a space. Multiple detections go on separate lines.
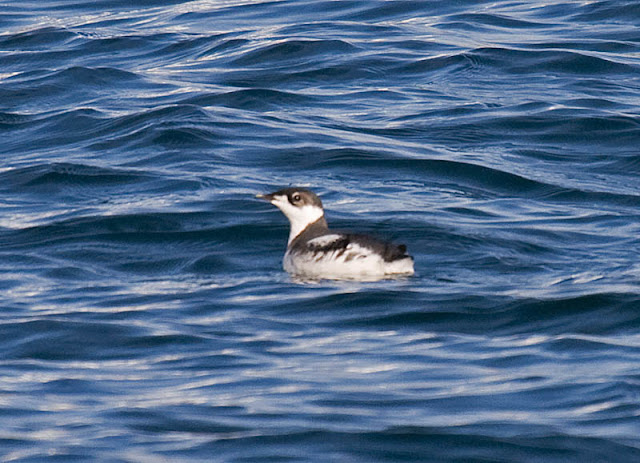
269, 196, 324, 246
286, 205, 324, 245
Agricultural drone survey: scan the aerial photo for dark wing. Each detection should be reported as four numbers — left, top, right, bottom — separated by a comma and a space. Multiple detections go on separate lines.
347, 234, 411, 262
304, 233, 410, 262
304, 234, 352, 253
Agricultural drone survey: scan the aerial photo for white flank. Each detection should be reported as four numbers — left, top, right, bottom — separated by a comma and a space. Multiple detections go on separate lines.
383, 256, 415, 275
284, 240, 414, 280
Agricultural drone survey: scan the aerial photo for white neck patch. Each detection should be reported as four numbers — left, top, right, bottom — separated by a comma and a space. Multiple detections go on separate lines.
269, 195, 324, 245
286, 205, 324, 244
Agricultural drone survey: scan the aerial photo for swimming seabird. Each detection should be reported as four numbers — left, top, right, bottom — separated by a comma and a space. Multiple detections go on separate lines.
257, 187, 414, 280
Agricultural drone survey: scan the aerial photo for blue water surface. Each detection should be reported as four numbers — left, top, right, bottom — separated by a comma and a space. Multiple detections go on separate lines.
1, 1, 640, 461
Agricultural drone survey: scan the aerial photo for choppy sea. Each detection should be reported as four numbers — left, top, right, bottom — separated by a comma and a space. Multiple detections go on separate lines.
1, 1, 640, 461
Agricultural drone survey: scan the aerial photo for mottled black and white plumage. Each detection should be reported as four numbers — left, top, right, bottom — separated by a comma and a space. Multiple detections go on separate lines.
257, 187, 414, 280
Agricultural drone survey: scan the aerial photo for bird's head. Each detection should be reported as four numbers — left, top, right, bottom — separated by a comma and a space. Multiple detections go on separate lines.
257, 188, 325, 243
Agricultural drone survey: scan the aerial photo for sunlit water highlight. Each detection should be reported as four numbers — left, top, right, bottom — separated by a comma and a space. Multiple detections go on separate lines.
1, 1, 640, 461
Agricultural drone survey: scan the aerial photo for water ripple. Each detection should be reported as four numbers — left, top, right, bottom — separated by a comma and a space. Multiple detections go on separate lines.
1, 0, 640, 461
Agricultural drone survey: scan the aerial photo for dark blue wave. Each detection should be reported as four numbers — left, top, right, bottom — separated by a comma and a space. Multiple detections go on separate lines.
1, 0, 640, 461
160, 427, 640, 462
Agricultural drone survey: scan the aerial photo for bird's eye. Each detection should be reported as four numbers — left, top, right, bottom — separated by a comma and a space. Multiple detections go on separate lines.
292, 193, 301, 203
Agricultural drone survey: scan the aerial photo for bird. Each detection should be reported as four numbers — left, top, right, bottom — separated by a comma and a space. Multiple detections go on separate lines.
256, 187, 414, 280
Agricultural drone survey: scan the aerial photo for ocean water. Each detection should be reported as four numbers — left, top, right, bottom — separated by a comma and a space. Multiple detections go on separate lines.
1, 0, 640, 461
